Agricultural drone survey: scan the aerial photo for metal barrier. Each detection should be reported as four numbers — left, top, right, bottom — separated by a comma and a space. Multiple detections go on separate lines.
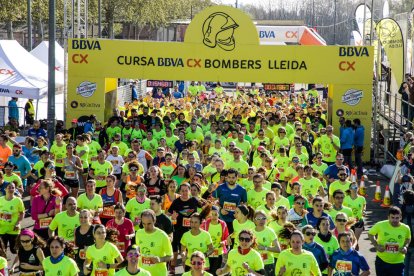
116, 80, 148, 104
373, 79, 414, 164
0, 105, 27, 129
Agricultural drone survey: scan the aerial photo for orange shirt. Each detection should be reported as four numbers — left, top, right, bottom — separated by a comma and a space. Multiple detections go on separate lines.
162, 193, 180, 211
125, 175, 142, 199
0, 145, 11, 168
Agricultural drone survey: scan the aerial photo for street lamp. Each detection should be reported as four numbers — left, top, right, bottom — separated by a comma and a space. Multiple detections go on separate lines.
48, 0, 56, 143
333, 0, 337, 44
27, 0, 32, 50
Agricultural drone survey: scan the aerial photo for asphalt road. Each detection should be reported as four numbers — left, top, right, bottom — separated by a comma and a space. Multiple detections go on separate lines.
4, 172, 413, 276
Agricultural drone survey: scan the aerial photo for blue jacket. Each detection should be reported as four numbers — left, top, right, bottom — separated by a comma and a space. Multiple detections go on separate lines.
354, 125, 365, 147
303, 242, 329, 271
8, 100, 19, 121
340, 127, 354, 150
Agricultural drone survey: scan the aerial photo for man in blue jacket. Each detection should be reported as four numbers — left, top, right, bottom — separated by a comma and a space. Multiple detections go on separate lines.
340, 120, 354, 167
353, 118, 365, 178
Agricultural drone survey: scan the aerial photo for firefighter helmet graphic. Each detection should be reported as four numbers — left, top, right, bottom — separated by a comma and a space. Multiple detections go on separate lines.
202, 12, 239, 51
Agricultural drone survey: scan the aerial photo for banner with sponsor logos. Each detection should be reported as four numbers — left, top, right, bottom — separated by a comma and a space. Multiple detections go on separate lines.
330, 84, 372, 161
67, 5, 373, 160
376, 18, 404, 86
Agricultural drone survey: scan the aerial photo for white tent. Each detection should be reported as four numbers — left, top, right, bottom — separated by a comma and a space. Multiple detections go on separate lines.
31, 41, 64, 73
0, 40, 64, 100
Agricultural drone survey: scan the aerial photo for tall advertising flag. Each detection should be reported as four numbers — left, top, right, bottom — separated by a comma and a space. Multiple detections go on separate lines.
383, 0, 389, 18
355, 4, 372, 39
376, 18, 405, 85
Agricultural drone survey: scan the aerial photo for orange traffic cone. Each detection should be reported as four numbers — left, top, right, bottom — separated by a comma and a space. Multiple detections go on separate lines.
381, 185, 392, 208
351, 168, 357, 182
358, 176, 367, 197
372, 181, 382, 202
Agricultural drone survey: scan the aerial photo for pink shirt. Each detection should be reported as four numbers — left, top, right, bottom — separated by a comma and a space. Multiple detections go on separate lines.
106, 218, 135, 257
31, 195, 61, 229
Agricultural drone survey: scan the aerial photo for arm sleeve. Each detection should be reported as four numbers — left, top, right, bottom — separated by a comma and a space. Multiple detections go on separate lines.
49, 214, 59, 231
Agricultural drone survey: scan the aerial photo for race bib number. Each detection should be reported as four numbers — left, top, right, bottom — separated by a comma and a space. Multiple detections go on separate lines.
261, 253, 268, 261
324, 153, 331, 158
280, 244, 288, 250
183, 217, 191, 227
223, 201, 237, 212
21, 272, 36, 276
79, 249, 86, 260
336, 260, 352, 272
39, 217, 53, 228
95, 268, 108, 276
278, 168, 285, 172
210, 248, 219, 257
116, 242, 125, 253
14, 171, 21, 177
91, 156, 98, 162
56, 158, 63, 164
96, 175, 106, 181
134, 216, 141, 225
65, 171, 75, 178
102, 206, 115, 217
111, 160, 119, 165
385, 242, 399, 253
1, 212, 12, 222
142, 256, 155, 265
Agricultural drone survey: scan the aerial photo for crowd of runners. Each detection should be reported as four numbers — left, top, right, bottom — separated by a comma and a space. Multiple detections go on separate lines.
0, 82, 412, 276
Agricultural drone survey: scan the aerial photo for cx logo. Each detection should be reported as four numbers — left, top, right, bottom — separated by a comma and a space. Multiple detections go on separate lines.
339, 61, 355, 71
186, 59, 202, 68
15, 90, 23, 94
285, 31, 298, 38
72, 54, 89, 64
0, 69, 14, 76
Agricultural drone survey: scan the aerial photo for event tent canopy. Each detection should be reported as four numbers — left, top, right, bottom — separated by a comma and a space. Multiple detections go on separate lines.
31, 41, 65, 73
0, 40, 63, 100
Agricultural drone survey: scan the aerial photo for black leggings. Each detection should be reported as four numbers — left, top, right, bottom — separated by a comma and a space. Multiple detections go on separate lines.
209, 255, 223, 275
0, 233, 17, 254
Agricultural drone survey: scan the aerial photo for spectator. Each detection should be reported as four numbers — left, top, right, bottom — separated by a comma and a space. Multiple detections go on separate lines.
8, 97, 19, 122
340, 120, 354, 167
28, 120, 48, 141
353, 118, 365, 178
24, 98, 35, 125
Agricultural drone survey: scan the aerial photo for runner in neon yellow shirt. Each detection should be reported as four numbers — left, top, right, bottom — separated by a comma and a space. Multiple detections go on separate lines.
43, 237, 79, 276
115, 245, 151, 275
315, 126, 340, 163
276, 231, 322, 276
231, 205, 255, 247
253, 211, 281, 275
49, 134, 67, 173
89, 150, 114, 188
225, 147, 249, 177
135, 210, 173, 275
182, 251, 212, 276
125, 184, 151, 230
48, 197, 79, 242
216, 229, 264, 276
77, 180, 103, 218
0, 182, 24, 237
247, 174, 269, 209
84, 224, 123, 276
181, 214, 214, 270
314, 216, 339, 275
368, 207, 411, 272
299, 165, 325, 199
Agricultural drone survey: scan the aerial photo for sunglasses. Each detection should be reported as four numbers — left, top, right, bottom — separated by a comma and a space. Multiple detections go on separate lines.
337, 158, 344, 161
130, 168, 138, 172
239, 237, 252, 243
20, 239, 31, 243
255, 217, 267, 221
127, 252, 139, 258
191, 261, 204, 266
48, 166, 55, 170
295, 201, 305, 205
339, 174, 347, 176
137, 188, 147, 192
305, 232, 316, 236
336, 218, 347, 223
293, 160, 300, 163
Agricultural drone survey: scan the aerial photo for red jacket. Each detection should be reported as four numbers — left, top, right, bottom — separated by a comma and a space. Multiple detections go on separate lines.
201, 218, 230, 254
